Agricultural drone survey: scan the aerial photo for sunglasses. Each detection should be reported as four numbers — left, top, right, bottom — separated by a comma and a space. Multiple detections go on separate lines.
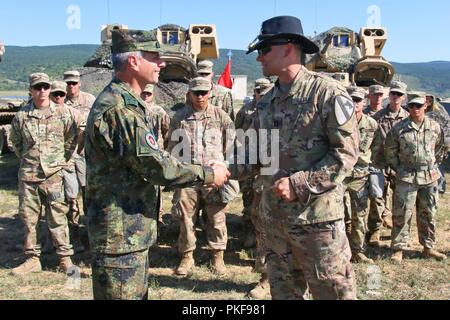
257, 41, 292, 56
192, 91, 209, 97
32, 83, 51, 91
52, 92, 66, 98
66, 81, 79, 86
390, 92, 404, 97
352, 97, 363, 103
408, 103, 425, 109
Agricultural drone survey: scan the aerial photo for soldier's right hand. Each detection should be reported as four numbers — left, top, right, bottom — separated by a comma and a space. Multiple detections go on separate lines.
209, 161, 231, 188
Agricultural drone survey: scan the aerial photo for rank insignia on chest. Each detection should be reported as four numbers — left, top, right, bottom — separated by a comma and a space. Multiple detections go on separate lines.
145, 132, 159, 151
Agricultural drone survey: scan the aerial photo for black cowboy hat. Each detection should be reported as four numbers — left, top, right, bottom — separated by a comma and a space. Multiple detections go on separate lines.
247, 16, 319, 54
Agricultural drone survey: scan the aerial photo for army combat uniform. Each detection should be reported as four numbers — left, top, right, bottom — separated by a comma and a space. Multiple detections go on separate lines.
231, 66, 359, 300
210, 84, 235, 121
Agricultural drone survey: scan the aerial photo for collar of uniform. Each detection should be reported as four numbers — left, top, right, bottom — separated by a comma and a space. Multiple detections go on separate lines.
272, 66, 309, 102
65, 95, 79, 105
407, 116, 430, 131
385, 105, 406, 119
113, 78, 148, 110
185, 103, 213, 120
28, 101, 58, 118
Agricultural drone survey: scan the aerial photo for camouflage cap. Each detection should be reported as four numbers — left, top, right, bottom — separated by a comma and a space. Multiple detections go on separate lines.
189, 77, 212, 92
369, 85, 384, 95
389, 80, 407, 95
407, 91, 426, 105
111, 29, 164, 54
142, 84, 154, 94
254, 78, 273, 95
197, 60, 214, 74
348, 87, 366, 100
29, 73, 51, 86
63, 70, 81, 83
51, 81, 67, 94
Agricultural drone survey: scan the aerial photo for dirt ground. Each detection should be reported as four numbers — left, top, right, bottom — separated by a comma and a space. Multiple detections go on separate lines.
0, 154, 449, 300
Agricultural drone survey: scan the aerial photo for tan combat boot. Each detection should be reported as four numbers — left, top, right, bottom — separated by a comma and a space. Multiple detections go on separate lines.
423, 248, 447, 261
243, 232, 256, 249
10, 256, 42, 276
368, 230, 382, 247
247, 273, 270, 299
211, 250, 227, 276
352, 252, 374, 264
391, 250, 403, 263
59, 256, 75, 274
175, 251, 195, 276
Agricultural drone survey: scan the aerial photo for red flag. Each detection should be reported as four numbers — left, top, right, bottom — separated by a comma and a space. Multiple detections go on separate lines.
218, 60, 233, 89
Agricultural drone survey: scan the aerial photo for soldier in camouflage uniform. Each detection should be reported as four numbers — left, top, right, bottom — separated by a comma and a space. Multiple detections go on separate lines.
197, 60, 235, 121
9, 73, 78, 275
364, 85, 385, 117
63, 70, 96, 252
85, 29, 229, 300
235, 78, 273, 250
230, 16, 359, 300
344, 87, 378, 264
167, 77, 235, 277
368, 81, 410, 246
385, 92, 447, 262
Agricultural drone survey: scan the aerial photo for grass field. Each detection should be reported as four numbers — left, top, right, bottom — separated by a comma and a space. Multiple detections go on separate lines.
0, 154, 448, 300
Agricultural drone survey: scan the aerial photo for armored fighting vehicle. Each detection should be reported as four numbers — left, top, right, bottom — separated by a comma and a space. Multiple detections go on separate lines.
305, 26, 395, 88
81, 23, 220, 115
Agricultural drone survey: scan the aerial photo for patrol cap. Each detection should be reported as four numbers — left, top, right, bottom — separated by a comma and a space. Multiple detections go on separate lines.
254, 78, 273, 96
369, 85, 384, 95
407, 91, 426, 105
29, 73, 51, 87
247, 16, 319, 54
348, 87, 366, 100
389, 80, 407, 95
63, 70, 81, 83
189, 77, 212, 92
197, 60, 214, 75
111, 28, 164, 54
142, 84, 154, 94
51, 81, 67, 94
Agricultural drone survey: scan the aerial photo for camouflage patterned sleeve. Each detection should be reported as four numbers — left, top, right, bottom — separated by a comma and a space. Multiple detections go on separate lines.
8, 114, 24, 158
161, 109, 171, 149
383, 128, 400, 172
224, 92, 235, 121
62, 106, 79, 162
289, 87, 359, 198
434, 124, 447, 164
95, 106, 213, 188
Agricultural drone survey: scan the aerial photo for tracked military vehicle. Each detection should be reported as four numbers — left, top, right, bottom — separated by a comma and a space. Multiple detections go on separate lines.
81, 23, 220, 115
305, 26, 395, 88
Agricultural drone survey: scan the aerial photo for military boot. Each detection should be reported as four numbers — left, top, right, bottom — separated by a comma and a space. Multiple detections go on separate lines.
247, 273, 270, 299
211, 250, 227, 276
423, 248, 447, 261
175, 251, 194, 276
391, 250, 403, 263
59, 256, 75, 274
368, 230, 382, 247
10, 256, 42, 276
243, 232, 256, 249
352, 252, 374, 264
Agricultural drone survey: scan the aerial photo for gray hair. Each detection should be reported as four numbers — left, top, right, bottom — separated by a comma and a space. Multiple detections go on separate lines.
112, 51, 143, 72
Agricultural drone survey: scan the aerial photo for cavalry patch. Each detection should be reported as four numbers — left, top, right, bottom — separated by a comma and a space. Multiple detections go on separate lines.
334, 96, 355, 126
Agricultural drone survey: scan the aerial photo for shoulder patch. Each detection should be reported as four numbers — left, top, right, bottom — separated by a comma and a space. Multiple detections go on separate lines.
145, 132, 159, 150
137, 127, 159, 156
334, 96, 355, 126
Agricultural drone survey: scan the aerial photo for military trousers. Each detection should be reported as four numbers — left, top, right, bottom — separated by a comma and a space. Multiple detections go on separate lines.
173, 187, 228, 253
91, 249, 149, 300
345, 176, 370, 253
368, 178, 393, 233
62, 167, 81, 226
18, 172, 73, 257
265, 219, 356, 300
391, 180, 439, 250
240, 180, 256, 236
250, 191, 266, 274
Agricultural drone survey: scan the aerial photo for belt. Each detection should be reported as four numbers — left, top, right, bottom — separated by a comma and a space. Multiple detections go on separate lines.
401, 164, 439, 172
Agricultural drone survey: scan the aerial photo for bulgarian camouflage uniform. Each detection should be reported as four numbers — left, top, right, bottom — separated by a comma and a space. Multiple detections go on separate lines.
230, 66, 359, 300
85, 78, 215, 300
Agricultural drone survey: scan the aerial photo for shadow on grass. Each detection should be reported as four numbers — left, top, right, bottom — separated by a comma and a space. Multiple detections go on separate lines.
0, 154, 19, 191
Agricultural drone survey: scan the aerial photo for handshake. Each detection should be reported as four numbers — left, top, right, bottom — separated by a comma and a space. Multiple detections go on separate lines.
207, 160, 231, 188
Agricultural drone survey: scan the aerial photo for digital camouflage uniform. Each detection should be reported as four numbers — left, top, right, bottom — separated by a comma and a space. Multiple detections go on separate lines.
85, 77, 215, 300
369, 104, 410, 233
231, 66, 359, 300
167, 103, 235, 254
210, 84, 235, 121
385, 116, 445, 251
9, 100, 78, 258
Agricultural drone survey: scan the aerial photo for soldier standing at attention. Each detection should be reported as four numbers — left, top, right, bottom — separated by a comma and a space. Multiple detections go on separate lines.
197, 60, 235, 121
231, 16, 359, 300
344, 87, 378, 264
9, 73, 78, 275
385, 92, 447, 262
167, 77, 235, 277
368, 81, 409, 246
85, 29, 229, 300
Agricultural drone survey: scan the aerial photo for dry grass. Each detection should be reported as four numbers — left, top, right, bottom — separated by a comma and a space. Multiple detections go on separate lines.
0, 153, 449, 300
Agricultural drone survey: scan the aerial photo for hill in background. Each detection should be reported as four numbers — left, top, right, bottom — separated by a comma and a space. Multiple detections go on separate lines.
1, 45, 449, 98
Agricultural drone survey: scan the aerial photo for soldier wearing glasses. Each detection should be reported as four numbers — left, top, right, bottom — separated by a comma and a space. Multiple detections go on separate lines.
385, 92, 448, 262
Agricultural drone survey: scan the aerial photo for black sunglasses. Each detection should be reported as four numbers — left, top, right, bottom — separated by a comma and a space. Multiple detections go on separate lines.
52, 92, 66, 98
352, 97, 363, 103
192, 90, 209, 97
32, 83, 51, 91
257, 41, 293, 56
66, 81, 79, 86
408, 103, 425, 109
390, 92, 404, 97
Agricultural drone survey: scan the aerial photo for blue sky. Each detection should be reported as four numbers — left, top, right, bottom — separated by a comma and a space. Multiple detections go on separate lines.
0, 0, 449, 63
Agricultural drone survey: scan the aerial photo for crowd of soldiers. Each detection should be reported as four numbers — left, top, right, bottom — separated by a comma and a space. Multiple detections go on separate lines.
5, 15, 449, 300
